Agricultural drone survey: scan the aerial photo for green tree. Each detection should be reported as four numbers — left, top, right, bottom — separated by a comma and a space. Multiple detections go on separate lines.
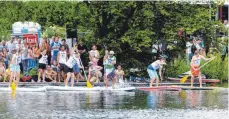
0, 1, 226, 78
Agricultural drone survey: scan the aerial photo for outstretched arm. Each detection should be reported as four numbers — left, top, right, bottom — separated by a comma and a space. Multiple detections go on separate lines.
200, 55, 211, 61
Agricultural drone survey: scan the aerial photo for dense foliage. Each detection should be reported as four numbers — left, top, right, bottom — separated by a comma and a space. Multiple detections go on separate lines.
0, 1, 227, 78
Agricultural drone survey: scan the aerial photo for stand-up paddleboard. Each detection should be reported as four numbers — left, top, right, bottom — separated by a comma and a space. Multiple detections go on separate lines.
179, 86, 215, 90
168, 77, 220, 83
0, 87, 46, 92
138, 86, 181, 91
178, 74, 206, 79
46, 86, 136, 91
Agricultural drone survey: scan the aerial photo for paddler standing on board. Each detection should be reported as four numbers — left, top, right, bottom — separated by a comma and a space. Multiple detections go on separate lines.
103, 50, 116, 88
9, 49, 21, 88
190, 50, 212, 87
147, 55, 166, 87
64, 48, 82, 87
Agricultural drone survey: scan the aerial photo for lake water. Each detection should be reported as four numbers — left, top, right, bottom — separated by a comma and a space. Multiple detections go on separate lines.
0, 89, 228, 119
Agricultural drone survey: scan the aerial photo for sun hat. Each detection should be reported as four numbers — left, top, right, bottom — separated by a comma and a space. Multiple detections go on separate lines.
109, 51, 115, 55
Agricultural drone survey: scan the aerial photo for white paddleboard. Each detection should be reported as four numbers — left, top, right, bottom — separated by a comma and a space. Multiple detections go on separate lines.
0, 87, 46, 92
0, 86, 136, 92
45, 86, 136, 91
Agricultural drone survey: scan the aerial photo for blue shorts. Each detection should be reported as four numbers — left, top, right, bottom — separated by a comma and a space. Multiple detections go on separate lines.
73, 64, 80, 73
105, 69, 115, 79
52, 51, 59, 61
10, 64, 20, 72
52, 55, 57, 61
147, 68, 158, 79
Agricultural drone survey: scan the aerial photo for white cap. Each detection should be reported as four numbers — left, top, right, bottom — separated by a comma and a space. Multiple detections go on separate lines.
109, 51, 115, 55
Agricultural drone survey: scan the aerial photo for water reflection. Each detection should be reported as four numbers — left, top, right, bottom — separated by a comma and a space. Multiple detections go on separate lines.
146, 90, 228, 109
11, 90, 16, 100
147, 92, 157, 108
0, 89, 227, 118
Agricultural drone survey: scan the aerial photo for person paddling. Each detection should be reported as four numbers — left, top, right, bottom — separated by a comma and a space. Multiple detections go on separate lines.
64, 49, 82, 87
103, 50, 116, 88
147, 55, 166, 87
103, 51, 116, 88
190, 50, 211, 87
9, 49, 21, 88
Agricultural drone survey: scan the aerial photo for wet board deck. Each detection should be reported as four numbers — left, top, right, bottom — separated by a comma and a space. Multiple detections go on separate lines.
137, 86, 181, 91
178, 75, 206, 79
168, 77, 220, 83
130, 82, 205, 87
0, 82, 106, 87
45, 86, 136, 91
0, 86, 136, 92
179, 86, 215, 90
0, 87, 46, 92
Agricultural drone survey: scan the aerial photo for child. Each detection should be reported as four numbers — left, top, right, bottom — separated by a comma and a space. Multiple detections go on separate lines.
0, 62, 6, 82
115, 65, 125, 84
190, 50, 212, 87
147, 56, 166, 87
88, 62, 103, 85
51, 61, 59, 82
45, 65, 57, 82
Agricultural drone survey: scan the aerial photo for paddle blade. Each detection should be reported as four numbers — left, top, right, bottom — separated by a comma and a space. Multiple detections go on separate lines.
180, 75, 189, 83
11, 90, 16, 100
87, 80, 93, 88
11, 82, 16, 91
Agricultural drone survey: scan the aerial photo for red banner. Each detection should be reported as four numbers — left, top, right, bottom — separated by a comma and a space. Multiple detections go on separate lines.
23, 34, 38, 45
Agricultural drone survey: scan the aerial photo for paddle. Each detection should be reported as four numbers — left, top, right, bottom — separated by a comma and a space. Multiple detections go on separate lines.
11, 81, 16, 91
79, 57, 92, 88
180, 57, 215, 83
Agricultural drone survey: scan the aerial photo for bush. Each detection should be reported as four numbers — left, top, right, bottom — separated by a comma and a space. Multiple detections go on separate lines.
202, 54, 228, 83
28, 68, 38, 77
167, 57, 189, 77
